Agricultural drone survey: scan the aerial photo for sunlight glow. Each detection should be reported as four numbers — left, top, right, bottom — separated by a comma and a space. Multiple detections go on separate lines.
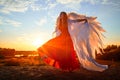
32, 38, 44, 48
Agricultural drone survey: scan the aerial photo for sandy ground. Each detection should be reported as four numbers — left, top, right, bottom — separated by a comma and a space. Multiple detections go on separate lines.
0, 60, 120, 80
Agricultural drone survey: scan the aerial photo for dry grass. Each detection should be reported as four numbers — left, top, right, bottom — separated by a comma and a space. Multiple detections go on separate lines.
0, 57, 45, 66
0, 59, 120, 80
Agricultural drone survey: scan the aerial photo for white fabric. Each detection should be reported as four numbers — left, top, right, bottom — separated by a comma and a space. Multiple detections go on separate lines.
53, 12, 108, 72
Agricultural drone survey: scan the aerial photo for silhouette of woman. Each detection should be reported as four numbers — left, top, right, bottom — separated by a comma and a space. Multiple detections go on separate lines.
38, 12, 87, 71
38, 12, 108, 72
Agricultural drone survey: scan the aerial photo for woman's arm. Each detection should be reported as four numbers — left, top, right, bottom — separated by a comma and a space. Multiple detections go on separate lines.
71, 19, 87, 23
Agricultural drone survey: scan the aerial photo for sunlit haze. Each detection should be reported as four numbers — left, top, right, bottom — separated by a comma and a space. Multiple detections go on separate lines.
32, 38, 44, 48
0, 0, 120, 50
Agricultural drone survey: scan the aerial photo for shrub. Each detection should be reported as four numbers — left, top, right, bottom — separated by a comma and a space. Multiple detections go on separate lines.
0, 54, 5, 59
4, 59, 20, 66
97, 48, 120, 61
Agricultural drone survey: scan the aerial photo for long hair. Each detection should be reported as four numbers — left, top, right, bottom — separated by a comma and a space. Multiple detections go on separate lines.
52, 12, 68, 37
58, 12, 68, 32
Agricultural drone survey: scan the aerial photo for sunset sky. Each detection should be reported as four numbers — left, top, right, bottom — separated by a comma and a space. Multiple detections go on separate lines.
0, 0, 120, 51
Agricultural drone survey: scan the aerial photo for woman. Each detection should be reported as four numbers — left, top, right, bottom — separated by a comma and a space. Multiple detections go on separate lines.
38, 12, 87, 71
38, 12, 108, 72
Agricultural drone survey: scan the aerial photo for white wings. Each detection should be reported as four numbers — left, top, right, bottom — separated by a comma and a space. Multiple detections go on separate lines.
53, 12, 108, 72
68, 12, 108, 72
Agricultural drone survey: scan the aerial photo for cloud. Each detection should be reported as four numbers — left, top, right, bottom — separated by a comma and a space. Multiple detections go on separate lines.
31, 4, 42, 11
56, 0, 107, 5
0, 15, 22, 27
56, 0, 83, 4
36, 18, 47, 26
55, 0, 102, 10
56, 0, 120, 11
31, 0, 58, 11
0, 0, 57, 13
0, 0, 37, 13
0, 0, 119, 14
86, 0, 120, 10
101, 0, 108, 4
48, 2, 57, 9
101, 0, 120, 11
55, 0, 82, 10
0, 16, 5, 25
55, 0, 115, 5
6, 19, 22, 27
0, 19, 3, 25
0, 0, 83, 13
0, 0, 56, 13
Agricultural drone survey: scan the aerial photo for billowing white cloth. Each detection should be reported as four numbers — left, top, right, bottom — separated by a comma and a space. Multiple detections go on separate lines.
53, 12, 108, 72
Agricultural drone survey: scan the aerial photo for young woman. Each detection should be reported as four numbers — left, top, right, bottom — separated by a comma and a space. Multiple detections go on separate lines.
38, 12, 108, 72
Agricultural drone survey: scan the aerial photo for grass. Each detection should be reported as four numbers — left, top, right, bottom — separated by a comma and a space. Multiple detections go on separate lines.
0, 58, 120, 80
0, 57, 45, 66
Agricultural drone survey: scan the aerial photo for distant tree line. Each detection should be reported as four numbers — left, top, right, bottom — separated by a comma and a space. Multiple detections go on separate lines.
0, 48, 38, 58
103, 45, 120, 52
0, 48, 15, 58
97, 45, 120, 61
1, 45, 120, 61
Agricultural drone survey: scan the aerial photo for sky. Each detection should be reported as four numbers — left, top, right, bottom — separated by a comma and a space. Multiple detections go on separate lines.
0, 0, 120, 51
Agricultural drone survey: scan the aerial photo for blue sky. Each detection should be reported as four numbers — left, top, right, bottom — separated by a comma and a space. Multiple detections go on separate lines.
0, 0, 120, 50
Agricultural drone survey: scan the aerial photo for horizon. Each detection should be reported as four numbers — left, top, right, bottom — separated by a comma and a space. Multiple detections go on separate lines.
0, 0, 120, 51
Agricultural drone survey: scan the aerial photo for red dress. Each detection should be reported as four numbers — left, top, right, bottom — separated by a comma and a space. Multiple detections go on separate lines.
38, 25, 79, 71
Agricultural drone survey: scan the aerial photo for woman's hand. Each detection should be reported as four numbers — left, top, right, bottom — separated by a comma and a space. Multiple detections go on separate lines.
71, 19, 88, 23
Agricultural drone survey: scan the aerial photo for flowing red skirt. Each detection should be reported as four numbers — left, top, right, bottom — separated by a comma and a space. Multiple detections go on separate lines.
38, 32, 79, 71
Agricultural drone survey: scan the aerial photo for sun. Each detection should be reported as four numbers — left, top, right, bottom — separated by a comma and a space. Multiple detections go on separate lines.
32, 38, 44, 48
